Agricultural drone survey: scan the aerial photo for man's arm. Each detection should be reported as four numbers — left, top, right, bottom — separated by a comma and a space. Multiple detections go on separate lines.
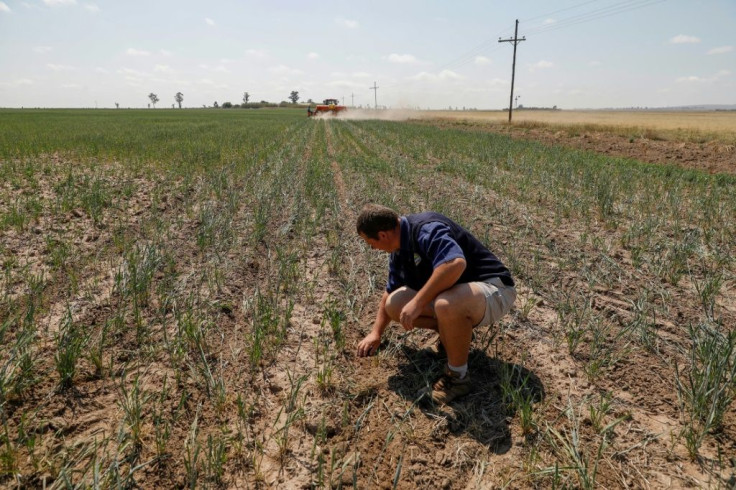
357, 290, 391, 357
399, 257, 466, 331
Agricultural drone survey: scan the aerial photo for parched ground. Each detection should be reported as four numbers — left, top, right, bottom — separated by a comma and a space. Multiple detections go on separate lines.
424, 117, 736, 175
489, 124, 736, 175
293, 119, 736, 489
1, 113, 734, 489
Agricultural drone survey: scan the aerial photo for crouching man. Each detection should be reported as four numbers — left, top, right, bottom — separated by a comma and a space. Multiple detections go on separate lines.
356, 204, 516, 404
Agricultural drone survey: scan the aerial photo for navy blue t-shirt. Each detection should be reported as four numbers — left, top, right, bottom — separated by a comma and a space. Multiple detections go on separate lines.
386, 213, 513, 293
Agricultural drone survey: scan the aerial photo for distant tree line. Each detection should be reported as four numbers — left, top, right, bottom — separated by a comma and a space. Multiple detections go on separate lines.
215, 101, 309, 109
511, 105, 560, 111
139, 90, 310, 109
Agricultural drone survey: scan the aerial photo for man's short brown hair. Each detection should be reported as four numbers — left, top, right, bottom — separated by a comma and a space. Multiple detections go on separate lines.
356, 204, 400, 239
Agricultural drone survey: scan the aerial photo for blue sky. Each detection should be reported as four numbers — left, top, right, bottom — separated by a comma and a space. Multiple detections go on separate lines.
1, 0, 734, 109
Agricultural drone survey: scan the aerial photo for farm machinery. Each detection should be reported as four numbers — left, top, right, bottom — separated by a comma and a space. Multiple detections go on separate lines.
308, 98, 347, 117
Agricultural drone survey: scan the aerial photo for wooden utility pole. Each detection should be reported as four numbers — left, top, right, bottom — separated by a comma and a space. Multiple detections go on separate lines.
370, 81, 379, 109
499, 20, 526, 122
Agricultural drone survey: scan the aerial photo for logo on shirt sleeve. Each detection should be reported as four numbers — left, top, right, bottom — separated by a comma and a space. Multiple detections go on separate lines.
413, 253, 422, 266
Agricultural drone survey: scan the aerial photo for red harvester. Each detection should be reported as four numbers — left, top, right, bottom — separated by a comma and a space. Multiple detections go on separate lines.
308, 98, 347, 117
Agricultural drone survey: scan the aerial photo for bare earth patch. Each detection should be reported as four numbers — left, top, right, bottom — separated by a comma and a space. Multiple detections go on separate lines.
489, 124, 736, 175
418, 112, 736, 175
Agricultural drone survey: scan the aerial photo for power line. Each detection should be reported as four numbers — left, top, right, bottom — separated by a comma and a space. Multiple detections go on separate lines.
498, 20, 526, 122
523, 0, 668, 36
520, 0, 607, 25
375, 0, 668, 102
427, 0, 661, 77
369, 81, 379, 109
433, 38, 505, 73
387, 0, 666, 90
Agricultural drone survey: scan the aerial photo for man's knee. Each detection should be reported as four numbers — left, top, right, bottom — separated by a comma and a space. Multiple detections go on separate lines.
433, 295, 452, 318
433, 285, 483, 323
385, 287, 416, 320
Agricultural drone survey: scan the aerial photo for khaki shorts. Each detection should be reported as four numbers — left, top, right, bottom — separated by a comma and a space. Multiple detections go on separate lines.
390, 278, 516, 327
473, 277, 516, 327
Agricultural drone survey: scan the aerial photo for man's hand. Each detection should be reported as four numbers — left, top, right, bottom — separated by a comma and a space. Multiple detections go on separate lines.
399, 298, 423, 331
398, 257, 465, 331
357, 332, 381, 357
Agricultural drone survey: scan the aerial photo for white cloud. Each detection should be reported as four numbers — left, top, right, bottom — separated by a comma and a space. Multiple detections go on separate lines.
675, 70, 728, 84
707, 45, 734, 55
670, 34, 701, 44
117, 67, 148, 78
268, 64, 303, 75
61, 83, 82, 89
33, 46, 53, 54
160, 49, 173, 57
307, 52, 319, 60
474, 56, 491, 66
588, 60, 602, 67
154, 64, 173, 73
84, 3, 99, 12
43, 0, 76, 5
0, 78, 35, 87
246, 49, 268, 59
47, 63, 74, 71
0, 2, 11, 12
409, 71, 439, 82
408, 70, 462, 82
205, 17, 215, 26
352, 72, 371, 78
95, 67, 109, 74
126, 48, 151, 56
676, 75, 706, 83
439, 70, 462, 80
409, 72, 434, 81
199, 64, 230, 73
388, 53, 418, 64
335, 17, 358, 29
542, 18, 556, 25
528, 60, 554, 72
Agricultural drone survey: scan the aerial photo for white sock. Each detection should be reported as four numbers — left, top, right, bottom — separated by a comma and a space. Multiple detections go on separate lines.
448, 363, 468, 379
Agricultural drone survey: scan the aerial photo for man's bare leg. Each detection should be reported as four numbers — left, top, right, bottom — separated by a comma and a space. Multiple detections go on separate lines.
414, 283, 488, 403
386, 283, 489, 364
434, 283, 487, 368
